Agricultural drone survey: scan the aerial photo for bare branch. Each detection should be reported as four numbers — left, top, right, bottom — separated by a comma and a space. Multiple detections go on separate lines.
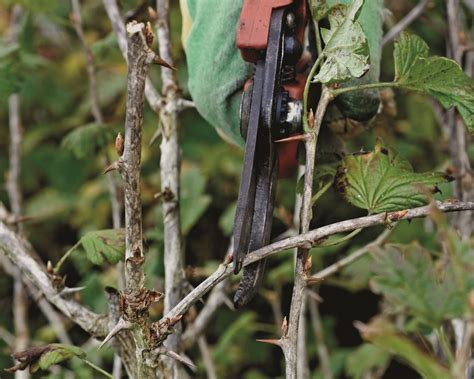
309, 297, 333, 379
382, 0, 430, 46
70, 0, 103, 124
181, 280, 228, 350
154, 1, 187, 375
307, 227, 393, 284
102, 0, 163, 111
198, 336, 217, 379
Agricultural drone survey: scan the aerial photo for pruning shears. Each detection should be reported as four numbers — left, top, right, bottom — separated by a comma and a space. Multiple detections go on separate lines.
233, 0, 313, 307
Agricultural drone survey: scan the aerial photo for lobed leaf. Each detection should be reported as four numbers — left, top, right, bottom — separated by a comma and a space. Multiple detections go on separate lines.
335, 143, 452, 213
370, 243, 465, 327
393, 33, 474, 132
313, 0, 369, 83
80, 228, 125, 266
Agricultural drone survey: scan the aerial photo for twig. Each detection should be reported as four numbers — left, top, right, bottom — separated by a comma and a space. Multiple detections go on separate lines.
281, 87, 334, 379
382, 0, 431, 46
307, 227, 393, 284
445, 0, 473, 240
159, 201, 474, 327
197, 336, 217, 379
70, 0, 103, 124
297, 296, 309, 379
112, 21, 159, 378
7, 8, 30, 379
181, 279, 228, 350
102, 0, 165, 112
308, 297, 333, 379
154, 0, 186, 375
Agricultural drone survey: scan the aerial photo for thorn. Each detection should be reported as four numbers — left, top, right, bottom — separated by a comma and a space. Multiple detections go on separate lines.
115, 133, 124, 156
103, 161, 119, 174
256, 338, 281, 346
165, 350, 197, 370
223, 296, 235, 311
145, 22, 154, 47
303, 255, 312, 274
307, 290, 323, 303
98, 318, 133, 350
148, 6, 158, 21
274, 134, 308, 143
281, 316, 288, 335
149, 127, 162, 146
307, 109, 315, 127
47, 261, 54, 275
152, 56, 176, 71
60, 286, 86, 295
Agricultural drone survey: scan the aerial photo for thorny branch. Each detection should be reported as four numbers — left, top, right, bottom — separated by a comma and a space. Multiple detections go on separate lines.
159, 201, 474, 328
281, 87, 333, 379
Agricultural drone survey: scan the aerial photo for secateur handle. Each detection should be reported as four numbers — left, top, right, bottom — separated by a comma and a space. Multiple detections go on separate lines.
237, 0, 307, 63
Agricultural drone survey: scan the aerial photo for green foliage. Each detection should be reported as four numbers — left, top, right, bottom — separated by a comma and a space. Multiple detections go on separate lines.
313, 0, 369, 83
335, 142, 452, 213
80, 229, 125, 266
357, 318, 451, 379
370, 243, 465, 328
345, 343, 390, 379
61, 123, 115, 159
36, 344, 86, 372
393, 33, 474, 132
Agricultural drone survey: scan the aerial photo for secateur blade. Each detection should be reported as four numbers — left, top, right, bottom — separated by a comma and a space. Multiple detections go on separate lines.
233, 0, 308, 307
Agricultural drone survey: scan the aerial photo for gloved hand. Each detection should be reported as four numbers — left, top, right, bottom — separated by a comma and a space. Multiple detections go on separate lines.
180, 0, 384, 146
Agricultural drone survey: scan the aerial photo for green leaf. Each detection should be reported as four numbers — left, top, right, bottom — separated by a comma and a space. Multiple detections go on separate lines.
370, 243, 465, 327
335, 142, 452, 213
38, 344, 86, 371
313, 0, 369, 83
61, 123, 115, 159
346, 343, 390, 379
357, 318, 451, 379
393, 33, 474, 132
180, 168, 211, 235
80, 229, 125, 266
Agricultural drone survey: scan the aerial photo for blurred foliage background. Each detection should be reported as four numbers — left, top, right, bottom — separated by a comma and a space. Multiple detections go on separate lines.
0, 0, 472, 378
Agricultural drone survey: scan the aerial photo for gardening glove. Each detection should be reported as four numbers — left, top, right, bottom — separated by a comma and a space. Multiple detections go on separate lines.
180, 0, 384, 146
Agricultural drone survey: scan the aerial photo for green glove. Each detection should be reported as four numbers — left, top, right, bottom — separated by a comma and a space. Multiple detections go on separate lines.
181, 0, 384, 146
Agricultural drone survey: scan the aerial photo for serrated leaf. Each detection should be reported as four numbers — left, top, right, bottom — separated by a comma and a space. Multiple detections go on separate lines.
370, 243, 464, 327
335, 143, 452, 213
38, 344, 86, 371
61, 123, 115, 159
80, 229, 125, 266
345, 343, 390, 379
393, 33, 474, 132
6, 344, 86, 374
313, 0, 369, 83
357, 318, 451, 379
180, 168, 211, 235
